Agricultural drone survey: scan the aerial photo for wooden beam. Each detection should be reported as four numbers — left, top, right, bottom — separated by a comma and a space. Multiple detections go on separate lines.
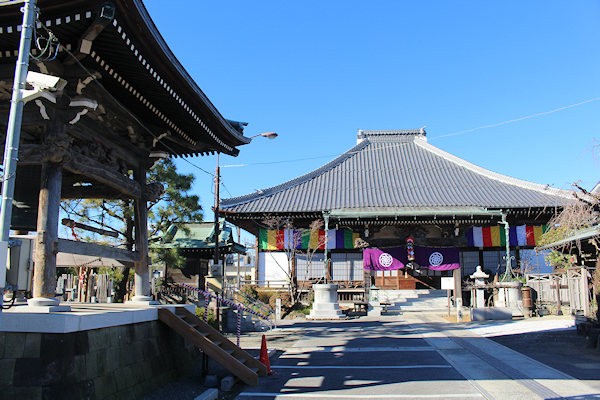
61, 218, 119, 238
61, 185, 125, 200
64, 3, 115, 65
57, 238, 140, 263
63, 153, 141, 198
16, 145, 141, 200
16, 144, 43, 165
70, 117, 149, 164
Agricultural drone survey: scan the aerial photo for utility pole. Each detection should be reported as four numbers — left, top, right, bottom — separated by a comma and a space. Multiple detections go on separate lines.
213, 154, 223, 330
0, 0, 38, 310
500, 212, 512, 279
213, 154, 220, 276
236, 225, 241, 288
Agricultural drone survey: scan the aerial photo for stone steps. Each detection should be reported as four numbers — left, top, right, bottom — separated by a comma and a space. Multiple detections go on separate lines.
379, 289, 449, 313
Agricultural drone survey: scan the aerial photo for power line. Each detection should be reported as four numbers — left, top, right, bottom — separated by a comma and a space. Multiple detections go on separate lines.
220, 96, 600, 169
430, 97, 600, 141
57, 26, 599, 177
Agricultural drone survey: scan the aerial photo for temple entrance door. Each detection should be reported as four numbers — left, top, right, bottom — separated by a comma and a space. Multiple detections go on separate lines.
374, 270, 418, 289
374, 270, 396, 289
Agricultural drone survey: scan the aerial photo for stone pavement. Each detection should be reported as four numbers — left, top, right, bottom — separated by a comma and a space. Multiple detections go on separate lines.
144, 314, 600, 399
234, 314, 600, 400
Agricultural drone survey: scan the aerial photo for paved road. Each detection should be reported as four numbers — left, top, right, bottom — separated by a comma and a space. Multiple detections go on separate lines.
236, 315, 600, 400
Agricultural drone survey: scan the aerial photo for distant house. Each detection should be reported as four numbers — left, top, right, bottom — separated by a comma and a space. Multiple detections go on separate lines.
153, 221, 245, 289
221, 129, 573, 290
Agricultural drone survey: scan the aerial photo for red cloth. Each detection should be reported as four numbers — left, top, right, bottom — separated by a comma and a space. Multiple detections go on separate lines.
318, 229, 326, 250
275, 230, 285, 250
526, 225, 536, 246
482, 226, 493, 247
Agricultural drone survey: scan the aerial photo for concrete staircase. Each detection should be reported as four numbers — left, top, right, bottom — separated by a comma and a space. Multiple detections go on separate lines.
378, 289, 449, 314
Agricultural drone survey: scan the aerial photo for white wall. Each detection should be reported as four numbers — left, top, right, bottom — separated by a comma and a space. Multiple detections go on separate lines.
258, 251, 289, 287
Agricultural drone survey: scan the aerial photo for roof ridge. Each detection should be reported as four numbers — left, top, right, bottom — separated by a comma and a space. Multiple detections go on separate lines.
414, 139, 574, 200
221, 140, 370, 207
358, 128, 426, 136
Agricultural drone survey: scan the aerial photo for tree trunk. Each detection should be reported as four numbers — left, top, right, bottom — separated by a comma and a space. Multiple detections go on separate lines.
594, 258, 600, 321
114, 265, 131, 302
290, 256, 299, 304
113, 200, 135, 302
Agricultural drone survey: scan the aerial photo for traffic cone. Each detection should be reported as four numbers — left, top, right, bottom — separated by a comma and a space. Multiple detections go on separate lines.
259, 334, 272, 375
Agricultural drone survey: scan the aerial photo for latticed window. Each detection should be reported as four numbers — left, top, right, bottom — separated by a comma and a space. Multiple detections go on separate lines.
295, 254, 325, 281
330, 252, 363, 281
460, 251, 479, 277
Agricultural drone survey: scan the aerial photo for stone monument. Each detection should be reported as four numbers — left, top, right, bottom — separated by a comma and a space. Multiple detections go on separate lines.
307, 283, 343, 320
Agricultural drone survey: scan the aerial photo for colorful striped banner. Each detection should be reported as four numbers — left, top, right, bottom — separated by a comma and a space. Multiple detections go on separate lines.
259, 228, 359, 250
466, 225, 547, 248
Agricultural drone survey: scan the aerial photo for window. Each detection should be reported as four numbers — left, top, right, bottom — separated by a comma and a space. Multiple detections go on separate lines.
460, 251, 479, 277
482, 250, 516, 276
295, 254, 325, 281
330, 252, 363, 281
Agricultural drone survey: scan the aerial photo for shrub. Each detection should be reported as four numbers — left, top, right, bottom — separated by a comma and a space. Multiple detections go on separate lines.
195, 306, 218, 329
256, 288, 275, 305
282, 302, 312, 319
239, 284, 258, 299
267, 291, 292, 309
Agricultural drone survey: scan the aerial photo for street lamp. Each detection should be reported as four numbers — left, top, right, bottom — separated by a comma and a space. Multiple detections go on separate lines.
248, 132, 278, 140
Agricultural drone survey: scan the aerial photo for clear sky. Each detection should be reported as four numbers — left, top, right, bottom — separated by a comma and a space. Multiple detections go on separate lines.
144, 1, 600, 224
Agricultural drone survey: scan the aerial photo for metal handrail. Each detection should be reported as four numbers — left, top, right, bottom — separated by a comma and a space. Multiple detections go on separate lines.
225, 282, 275, 318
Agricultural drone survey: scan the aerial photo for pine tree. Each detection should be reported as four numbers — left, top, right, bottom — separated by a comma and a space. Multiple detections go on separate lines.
62, 158, 203, 301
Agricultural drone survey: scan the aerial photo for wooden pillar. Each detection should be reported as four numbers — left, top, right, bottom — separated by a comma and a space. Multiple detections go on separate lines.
254, 237, 259, 284
29, 115, 65, 307
581, 267, 590, 317
131, 165, 151, 301
453, 267, 463, 307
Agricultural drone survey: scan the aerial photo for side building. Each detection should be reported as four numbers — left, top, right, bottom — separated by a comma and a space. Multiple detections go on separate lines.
220, 130, 573, 291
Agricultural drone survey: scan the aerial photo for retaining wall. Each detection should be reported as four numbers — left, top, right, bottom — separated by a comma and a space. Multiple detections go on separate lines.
0, 320, 201, 399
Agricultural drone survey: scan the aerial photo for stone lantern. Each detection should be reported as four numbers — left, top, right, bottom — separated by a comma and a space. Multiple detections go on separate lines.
367, 284, 382, 316
369, 284, 380, 302
470, 265, 489, 308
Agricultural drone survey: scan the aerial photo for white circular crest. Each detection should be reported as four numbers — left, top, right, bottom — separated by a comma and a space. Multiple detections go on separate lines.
378, 252, 394, 267
429, 252, 444, 266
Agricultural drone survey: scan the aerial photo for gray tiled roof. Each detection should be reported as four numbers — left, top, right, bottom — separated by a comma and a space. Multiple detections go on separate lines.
220, 130, 573, 214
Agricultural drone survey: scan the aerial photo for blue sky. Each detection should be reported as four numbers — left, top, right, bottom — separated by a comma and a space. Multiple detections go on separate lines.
144, 1, 600, 223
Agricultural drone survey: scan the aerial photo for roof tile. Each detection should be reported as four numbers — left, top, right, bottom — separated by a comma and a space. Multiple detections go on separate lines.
221, 130, 572, 213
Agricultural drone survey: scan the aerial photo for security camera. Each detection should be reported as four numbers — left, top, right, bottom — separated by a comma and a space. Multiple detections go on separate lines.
21, 71, 67, 103
26, 71, 67, 91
